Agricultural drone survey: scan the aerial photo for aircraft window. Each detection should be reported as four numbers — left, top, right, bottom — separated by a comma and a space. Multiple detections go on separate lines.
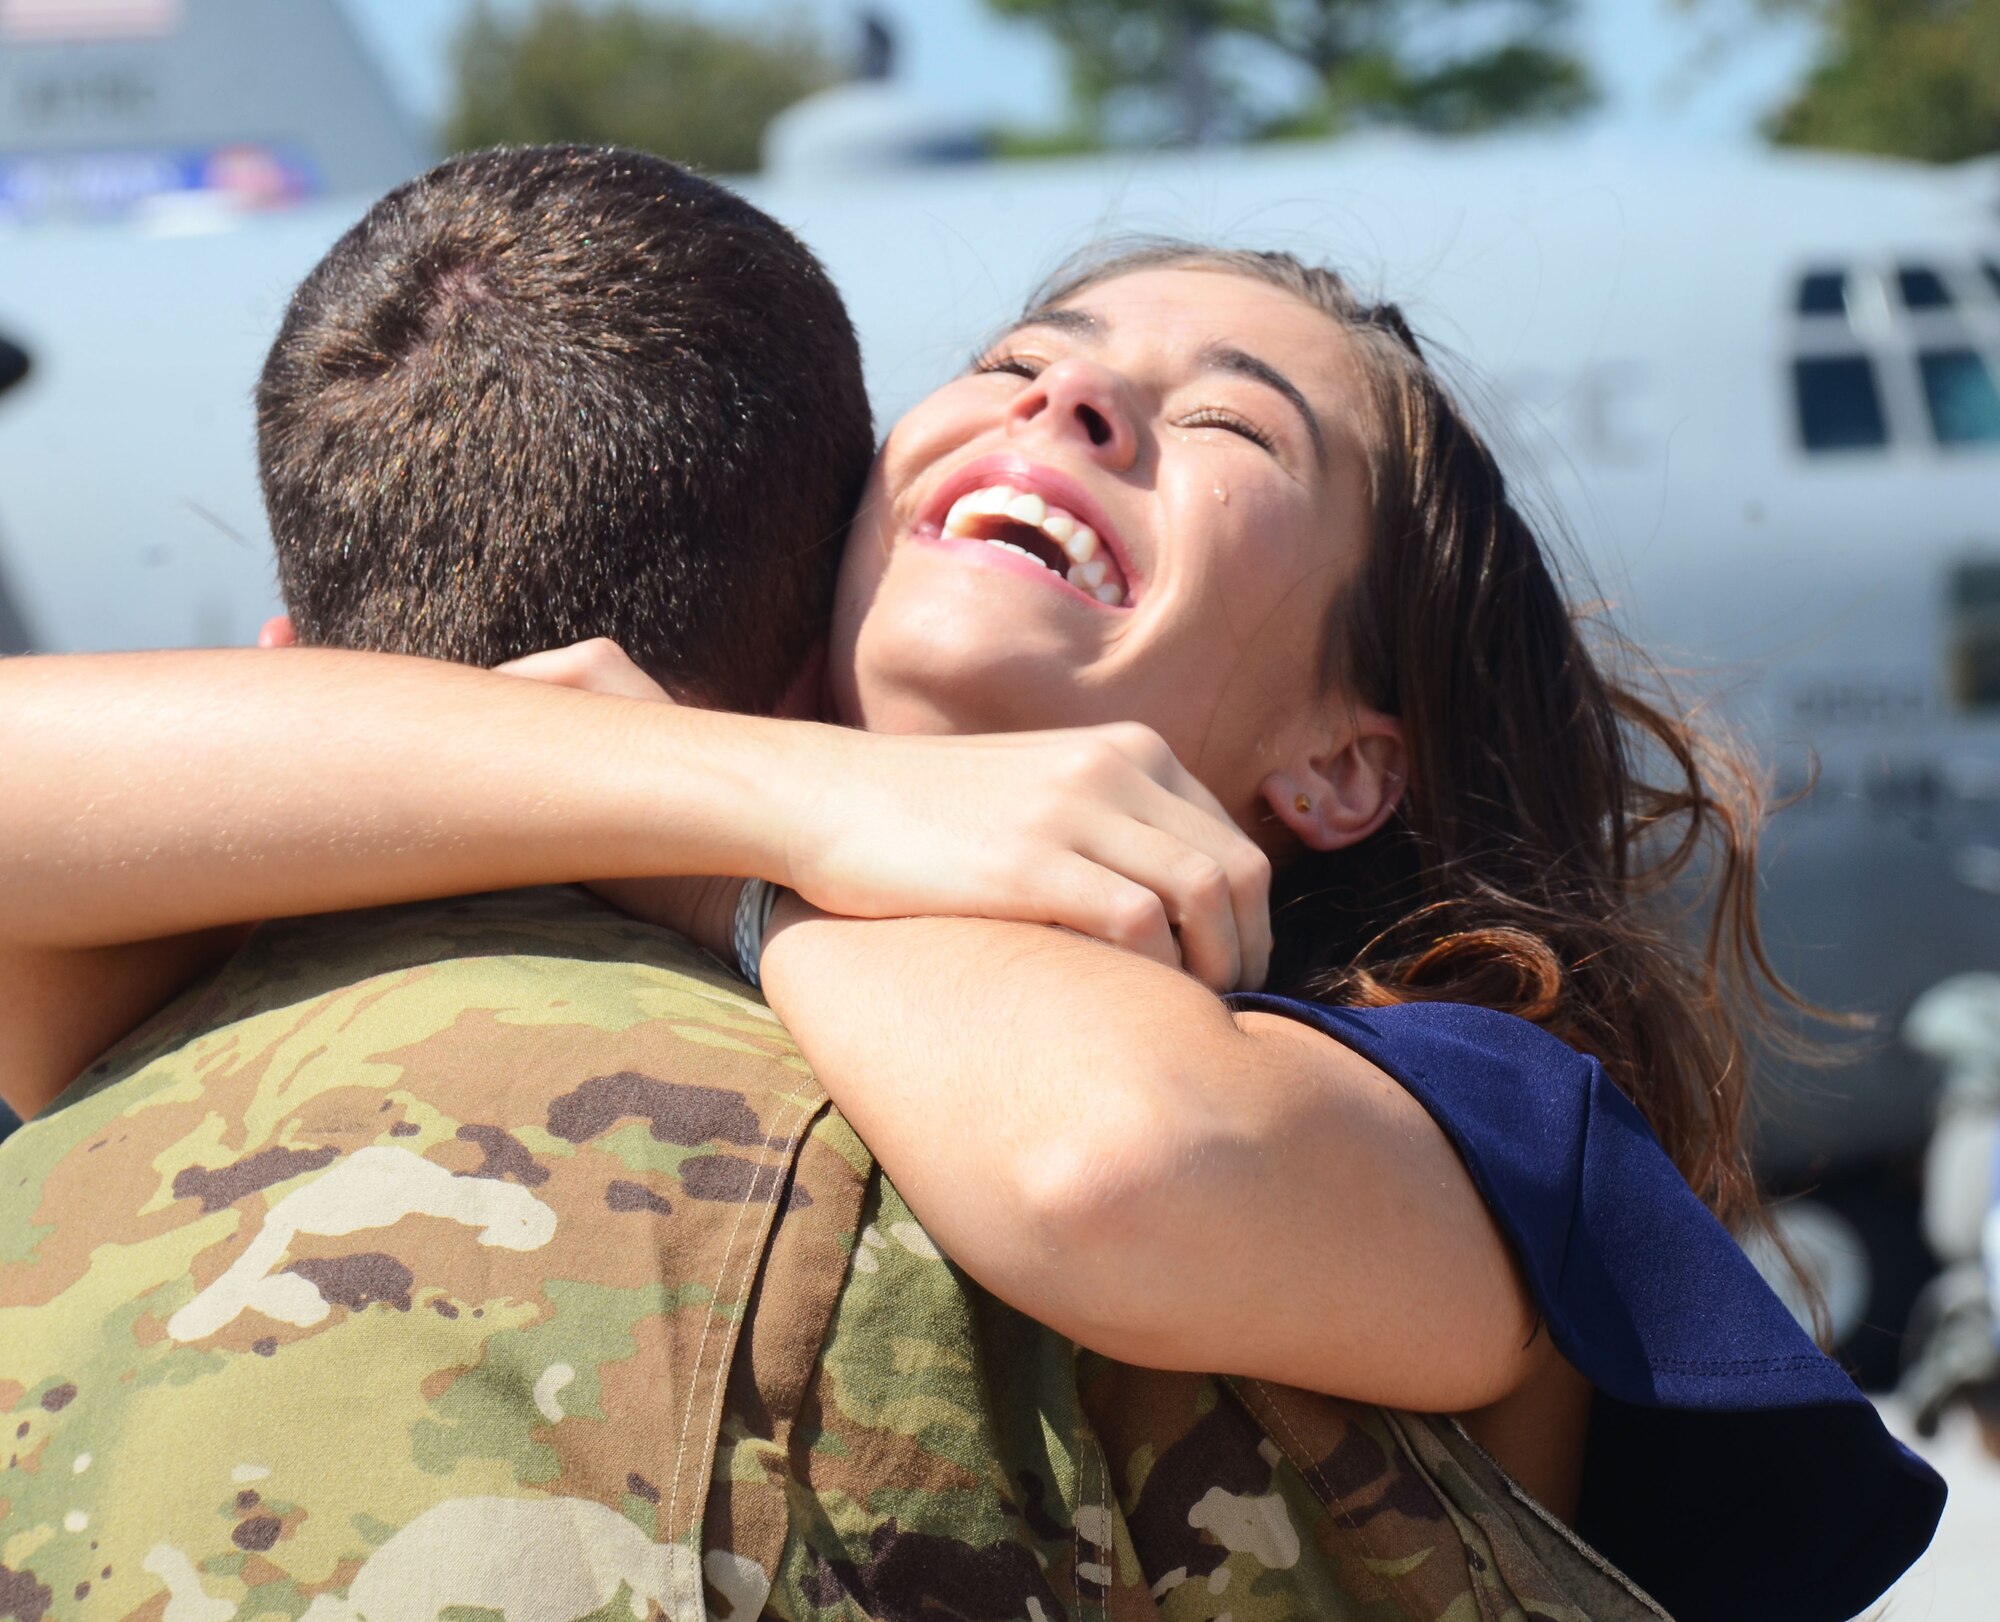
1796, 271, 1848, 316
1897, 266, 1954, 311
1950, 559, 2000, 709
1793, 355, 1888, 451
0, 334, 26, 397
1918, 349, 2000, 446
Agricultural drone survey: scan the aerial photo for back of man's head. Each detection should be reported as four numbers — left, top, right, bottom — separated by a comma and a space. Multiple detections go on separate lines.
256, 145, 873, 713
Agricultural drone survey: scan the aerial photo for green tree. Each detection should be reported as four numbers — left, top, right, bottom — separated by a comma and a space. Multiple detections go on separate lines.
983, 0, 1594, 146
1743, 0, 2000, 163
445, 0, 835, 174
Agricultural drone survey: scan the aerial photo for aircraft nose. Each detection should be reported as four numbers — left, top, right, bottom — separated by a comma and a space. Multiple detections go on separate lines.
0, 334, 29, 397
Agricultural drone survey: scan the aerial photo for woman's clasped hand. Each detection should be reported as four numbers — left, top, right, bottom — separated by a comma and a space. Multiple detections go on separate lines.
501, 636, 1271, 993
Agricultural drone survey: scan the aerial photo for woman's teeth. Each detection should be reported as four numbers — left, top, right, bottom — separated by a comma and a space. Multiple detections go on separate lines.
940, 483, 1127, 606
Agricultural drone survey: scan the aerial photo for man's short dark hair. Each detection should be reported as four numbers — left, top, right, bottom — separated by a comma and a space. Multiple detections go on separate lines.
256, 145, 873, 712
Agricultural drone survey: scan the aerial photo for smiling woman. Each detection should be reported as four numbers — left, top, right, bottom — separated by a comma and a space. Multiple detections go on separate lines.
799, 242, 1947, 1617
0, 235, 1946, 1620
834, 263, 1396, 861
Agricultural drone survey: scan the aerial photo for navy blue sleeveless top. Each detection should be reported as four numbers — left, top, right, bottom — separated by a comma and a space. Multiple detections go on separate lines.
1229, 994, 1945, 1622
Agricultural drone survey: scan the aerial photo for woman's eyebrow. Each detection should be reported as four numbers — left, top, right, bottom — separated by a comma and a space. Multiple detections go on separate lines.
999, 306, 1100, 342
1198, 343, 1327, 468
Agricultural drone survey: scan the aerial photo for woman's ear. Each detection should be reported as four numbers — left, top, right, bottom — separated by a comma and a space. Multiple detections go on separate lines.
1261, 713, 1407, 852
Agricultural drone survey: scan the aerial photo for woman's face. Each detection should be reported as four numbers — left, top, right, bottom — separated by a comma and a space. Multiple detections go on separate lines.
830, 265, 1396, 842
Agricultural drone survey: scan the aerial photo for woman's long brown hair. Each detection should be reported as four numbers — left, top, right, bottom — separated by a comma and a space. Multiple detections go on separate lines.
1036, 242, 1813, 1241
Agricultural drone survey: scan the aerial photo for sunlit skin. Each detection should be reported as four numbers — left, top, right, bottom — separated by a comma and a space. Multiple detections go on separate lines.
830, 267, 1405, 853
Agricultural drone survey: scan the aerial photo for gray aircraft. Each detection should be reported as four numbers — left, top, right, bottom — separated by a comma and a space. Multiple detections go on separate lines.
2, 0, 1996, 1375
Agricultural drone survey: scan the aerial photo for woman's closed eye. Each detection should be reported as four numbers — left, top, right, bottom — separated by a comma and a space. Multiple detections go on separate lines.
971, 351, 1042, 380
1176, 407, 1276, 454
973, 350, 1281, 460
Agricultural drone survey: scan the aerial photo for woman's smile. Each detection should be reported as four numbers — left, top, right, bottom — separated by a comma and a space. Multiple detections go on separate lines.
917, 453, 1141, 610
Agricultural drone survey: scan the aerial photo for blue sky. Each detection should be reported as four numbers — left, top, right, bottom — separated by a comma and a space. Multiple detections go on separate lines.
343, 0, 1823, 147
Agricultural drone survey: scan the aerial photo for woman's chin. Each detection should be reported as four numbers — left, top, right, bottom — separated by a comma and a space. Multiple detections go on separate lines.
843, 638, 1085, 737
842, 675, 1023, 738
839, 579, 1100, 735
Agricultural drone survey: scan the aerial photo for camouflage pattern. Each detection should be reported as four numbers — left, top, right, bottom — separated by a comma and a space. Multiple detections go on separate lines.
0, 887, 1670, 1620
734, 1170, 1670, 1622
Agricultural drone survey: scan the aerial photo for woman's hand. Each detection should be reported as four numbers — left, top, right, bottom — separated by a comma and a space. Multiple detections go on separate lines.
781, 722, 1272, 992
501, 639, 1272, 991
597, 730, 1276, 992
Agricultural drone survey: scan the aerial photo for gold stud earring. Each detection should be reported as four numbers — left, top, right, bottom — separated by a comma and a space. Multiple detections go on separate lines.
1294, 793, 1312, 815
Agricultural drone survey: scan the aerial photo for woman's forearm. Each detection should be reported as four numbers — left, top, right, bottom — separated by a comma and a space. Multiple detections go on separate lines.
758, 900, 1538, 1409
0, 932, 248, 1115
0, 650, 798, 947
758, 902, 1226, 1340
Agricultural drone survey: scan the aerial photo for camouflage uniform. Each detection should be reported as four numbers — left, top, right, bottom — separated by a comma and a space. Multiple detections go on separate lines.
0, 888, 1667, 1620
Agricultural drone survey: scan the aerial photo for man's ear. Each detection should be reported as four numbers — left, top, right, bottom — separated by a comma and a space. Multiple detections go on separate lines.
1260, 713, 1407, 852
257, 614, 297, 649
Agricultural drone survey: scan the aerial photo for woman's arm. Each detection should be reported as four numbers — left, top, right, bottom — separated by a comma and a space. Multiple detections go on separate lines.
0, 646, 777, 1112
758, 897, 1547, 1412
0, 649, 793, 944
0, 646, 1268, 1106
0, 648, 1264, 961
0, 932, 248, 1116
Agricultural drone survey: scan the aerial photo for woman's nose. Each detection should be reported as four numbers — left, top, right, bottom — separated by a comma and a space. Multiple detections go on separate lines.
1005, 358, 1137, 468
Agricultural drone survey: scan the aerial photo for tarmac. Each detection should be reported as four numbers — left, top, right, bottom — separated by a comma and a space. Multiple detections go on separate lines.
1867, 1398, 2000, 1619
